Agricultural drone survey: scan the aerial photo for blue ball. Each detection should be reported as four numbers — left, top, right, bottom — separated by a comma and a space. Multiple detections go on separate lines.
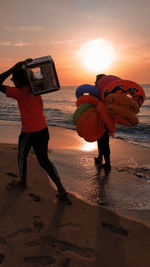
75, 84, 100, 98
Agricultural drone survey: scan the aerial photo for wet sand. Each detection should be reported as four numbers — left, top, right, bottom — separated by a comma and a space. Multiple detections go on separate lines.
0, 125, 150, 266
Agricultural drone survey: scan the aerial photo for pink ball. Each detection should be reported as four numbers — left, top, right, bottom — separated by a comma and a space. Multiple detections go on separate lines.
97, 75, 121, 90
97, 75, 121, 100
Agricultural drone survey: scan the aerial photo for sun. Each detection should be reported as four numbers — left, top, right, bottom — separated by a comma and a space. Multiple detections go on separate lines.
79, 39, 115, 72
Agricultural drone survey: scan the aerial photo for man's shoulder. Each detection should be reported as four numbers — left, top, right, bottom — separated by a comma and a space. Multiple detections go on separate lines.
6, 86, 20, 99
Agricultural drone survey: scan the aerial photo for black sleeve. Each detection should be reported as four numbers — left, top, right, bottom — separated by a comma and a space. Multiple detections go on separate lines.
0, 85, 6, 94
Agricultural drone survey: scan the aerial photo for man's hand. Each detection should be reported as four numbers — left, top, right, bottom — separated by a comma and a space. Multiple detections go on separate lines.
0, 58, 33, 86
12, 58, 32, 73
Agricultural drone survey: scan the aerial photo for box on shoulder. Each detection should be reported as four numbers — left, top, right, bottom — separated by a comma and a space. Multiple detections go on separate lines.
23, 56, 60, 96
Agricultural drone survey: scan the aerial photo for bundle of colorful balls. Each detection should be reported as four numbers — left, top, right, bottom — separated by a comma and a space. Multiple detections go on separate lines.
73, 75, 145, 142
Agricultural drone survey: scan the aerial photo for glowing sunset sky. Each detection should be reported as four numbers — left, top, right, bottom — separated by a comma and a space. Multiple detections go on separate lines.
0, 0, 150, 85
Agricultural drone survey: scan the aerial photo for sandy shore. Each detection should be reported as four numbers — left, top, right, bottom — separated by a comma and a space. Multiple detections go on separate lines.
0, 125, 150, 266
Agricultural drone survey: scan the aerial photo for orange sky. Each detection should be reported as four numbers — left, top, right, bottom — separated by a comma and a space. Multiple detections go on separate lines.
0, 0, 150, 85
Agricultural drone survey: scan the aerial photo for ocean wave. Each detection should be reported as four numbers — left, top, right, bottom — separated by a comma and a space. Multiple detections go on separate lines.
141, 104, 150, 109
0, 85, 150, 149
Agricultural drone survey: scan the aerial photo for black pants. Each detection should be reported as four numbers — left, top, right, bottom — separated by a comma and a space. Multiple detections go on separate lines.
18, 127, 63, 189
97, 130, 110, 166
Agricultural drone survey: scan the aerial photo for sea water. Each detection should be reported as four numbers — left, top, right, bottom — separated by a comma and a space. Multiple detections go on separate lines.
0, 84, 150, 148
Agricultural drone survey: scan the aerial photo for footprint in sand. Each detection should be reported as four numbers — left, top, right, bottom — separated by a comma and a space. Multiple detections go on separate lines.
29, 193, 41, 202
24, 255, 55, 265
0, 254, 5, 264
62, 257, 71, 267
33, 216, 43, 231
102, 222, 129, 236
6, 172, 18, 178
6, 180, 26, 191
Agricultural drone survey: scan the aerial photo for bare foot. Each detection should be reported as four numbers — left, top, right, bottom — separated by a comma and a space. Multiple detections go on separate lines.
56, 190, 72, 205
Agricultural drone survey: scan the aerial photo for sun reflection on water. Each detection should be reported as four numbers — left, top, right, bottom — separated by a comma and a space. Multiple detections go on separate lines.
81, 141, 97, 151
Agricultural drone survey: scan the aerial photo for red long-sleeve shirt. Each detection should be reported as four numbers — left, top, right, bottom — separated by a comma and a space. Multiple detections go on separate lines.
6, 86, 47, 132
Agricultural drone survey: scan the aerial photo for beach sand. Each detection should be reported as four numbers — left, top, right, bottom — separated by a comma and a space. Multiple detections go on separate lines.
0, 126, 150, 266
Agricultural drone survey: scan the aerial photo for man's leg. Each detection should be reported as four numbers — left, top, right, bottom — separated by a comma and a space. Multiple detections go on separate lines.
18, 132, 32, 186
101, 131, 111, 170
95, 131, 111, 169
95, 131, 107, 165
32, 128, 71, 202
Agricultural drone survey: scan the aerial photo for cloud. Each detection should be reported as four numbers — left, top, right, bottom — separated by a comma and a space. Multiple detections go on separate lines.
0, 41, 28, 47
5, 25, 43, 32
48, 40, 74, 45
0, 39, 74, 48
